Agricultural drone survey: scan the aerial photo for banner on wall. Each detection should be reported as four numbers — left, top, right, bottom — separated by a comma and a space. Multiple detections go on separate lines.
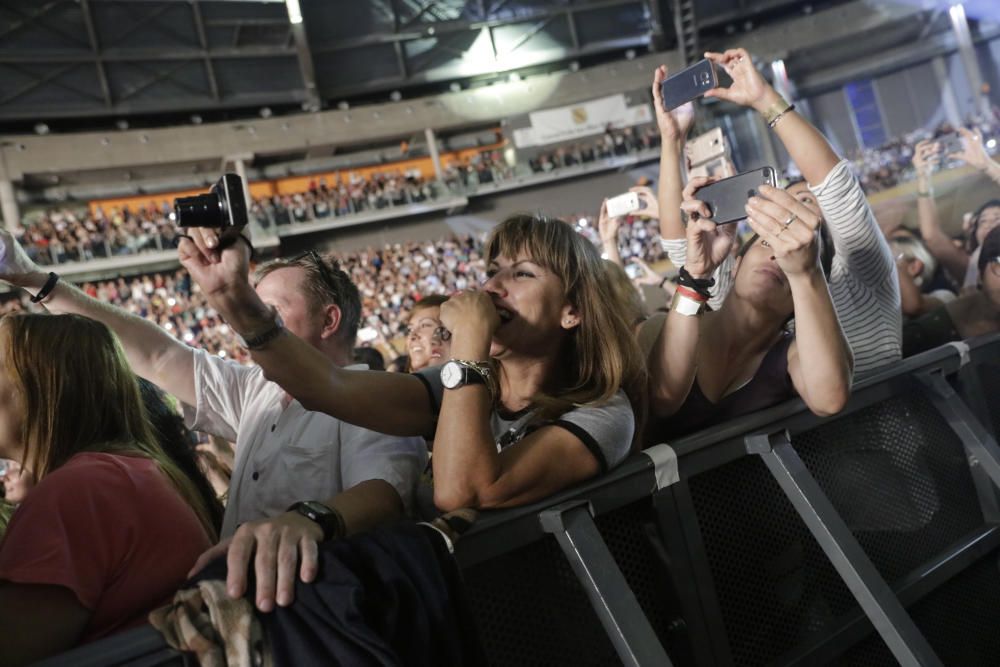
511, 94, 652, 149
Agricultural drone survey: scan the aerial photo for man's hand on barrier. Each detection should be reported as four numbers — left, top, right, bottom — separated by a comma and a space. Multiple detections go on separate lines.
188, 512, 323, 613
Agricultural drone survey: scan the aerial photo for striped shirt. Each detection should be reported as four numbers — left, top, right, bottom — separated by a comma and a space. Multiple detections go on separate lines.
660, 160, 901, 378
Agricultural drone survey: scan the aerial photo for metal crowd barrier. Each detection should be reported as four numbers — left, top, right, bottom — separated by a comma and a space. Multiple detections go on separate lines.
34, 333, 1000, 666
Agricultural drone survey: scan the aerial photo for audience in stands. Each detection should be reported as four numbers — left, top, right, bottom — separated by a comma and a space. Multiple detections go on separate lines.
0, 313, 217, 665
903, 226, 1000, 357
653, 50, 900, 379
177, 213, 645, 608
0, 230, 427, 614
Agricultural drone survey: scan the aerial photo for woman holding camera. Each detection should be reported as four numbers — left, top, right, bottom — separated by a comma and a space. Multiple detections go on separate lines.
0, 313, 217, 666
179, 213, 645, 612
652, 48, 899, 378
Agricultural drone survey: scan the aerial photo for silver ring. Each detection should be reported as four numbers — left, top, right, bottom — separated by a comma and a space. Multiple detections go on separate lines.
783, 214, 798, 228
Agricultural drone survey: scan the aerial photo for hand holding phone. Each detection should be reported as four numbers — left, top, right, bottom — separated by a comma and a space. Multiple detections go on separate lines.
702, 49, 774, 112
935, 133, 965, 157
694, 167, 778, 225
605, 192, 642, 218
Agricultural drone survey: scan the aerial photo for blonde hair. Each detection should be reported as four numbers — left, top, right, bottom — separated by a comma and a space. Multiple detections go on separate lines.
485, 215, 646, 429
3, 313, 218, 541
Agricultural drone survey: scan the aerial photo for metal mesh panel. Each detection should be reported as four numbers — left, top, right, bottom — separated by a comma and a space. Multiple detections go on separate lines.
795, 392, 984, 584
976, 362, 1000, 439
688, 454, 860, 666
838, 549, 1000, 666
688, 391, 990, 666
461, 500, 680, 666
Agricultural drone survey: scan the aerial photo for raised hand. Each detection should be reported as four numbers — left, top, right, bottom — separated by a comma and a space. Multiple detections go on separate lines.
703, 48, 776, 112
0, 228, 44, 287
651, 65, 696, 145
176, 228, 252, 301
681, 176, 734, 279
744, 184, 823, 277
912, 139, 941, 171
629, 186, 660, 220
598, 199, 622, 244
949, 127, 991, 171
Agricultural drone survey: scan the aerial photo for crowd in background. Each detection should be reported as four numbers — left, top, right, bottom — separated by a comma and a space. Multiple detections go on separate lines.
14, 125, 663, 266
1, 209, 666, 369
848, 109, 1000, 194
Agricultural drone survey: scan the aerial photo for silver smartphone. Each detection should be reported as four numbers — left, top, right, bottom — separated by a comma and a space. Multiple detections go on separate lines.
696, 167, 778, 225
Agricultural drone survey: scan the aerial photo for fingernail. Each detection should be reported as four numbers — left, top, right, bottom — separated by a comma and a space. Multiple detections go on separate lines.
206, 237, 217, 248
748, 197, 759, 205
258, 599, 273, 613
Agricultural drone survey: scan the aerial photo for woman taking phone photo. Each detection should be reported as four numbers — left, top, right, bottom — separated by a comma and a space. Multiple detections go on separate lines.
652, 48, 899, 378
0, 313, 217, 666
178, 213, 645, 613
645, 176, 854, 438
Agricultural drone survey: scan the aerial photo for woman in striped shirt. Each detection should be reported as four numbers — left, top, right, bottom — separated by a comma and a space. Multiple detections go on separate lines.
651, 48, 900, 378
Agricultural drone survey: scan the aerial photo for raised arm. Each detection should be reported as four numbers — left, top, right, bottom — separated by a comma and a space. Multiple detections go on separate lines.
178, 231, 435, 437
648, 177, 733, 418
746, 185, 852, 416
429, 290, 609, 511
912, 139, 970, 283
651, 65, 695, 243
0, 229, 196, 405
952, 127, 1000, 187
704, 48, 838, 185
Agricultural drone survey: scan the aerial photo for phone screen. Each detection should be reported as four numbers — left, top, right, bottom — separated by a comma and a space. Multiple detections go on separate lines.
697, 167, 778, 225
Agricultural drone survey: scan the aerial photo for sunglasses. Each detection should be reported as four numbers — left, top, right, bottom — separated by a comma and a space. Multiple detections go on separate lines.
294, 250, 341, 293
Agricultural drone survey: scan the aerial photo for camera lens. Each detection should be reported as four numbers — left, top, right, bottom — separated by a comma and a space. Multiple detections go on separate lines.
174, 193, 224, 228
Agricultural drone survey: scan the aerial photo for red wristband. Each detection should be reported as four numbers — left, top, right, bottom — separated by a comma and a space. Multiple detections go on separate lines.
675, 285, 708, 303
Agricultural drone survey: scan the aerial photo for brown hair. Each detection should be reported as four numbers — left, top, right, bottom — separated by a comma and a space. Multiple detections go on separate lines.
485, 215, 646, 430
255, 251, 362, 345
4, 313, 218, 541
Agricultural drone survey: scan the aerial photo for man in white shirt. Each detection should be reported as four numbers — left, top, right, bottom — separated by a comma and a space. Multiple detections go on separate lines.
0, 234, 426, 611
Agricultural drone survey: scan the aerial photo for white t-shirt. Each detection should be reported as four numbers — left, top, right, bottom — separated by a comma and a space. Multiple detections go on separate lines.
185, 349, 427, 537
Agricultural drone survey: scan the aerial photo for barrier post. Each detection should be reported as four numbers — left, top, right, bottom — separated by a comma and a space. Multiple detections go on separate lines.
539, 500, 673, 667
746, 431, 944, 667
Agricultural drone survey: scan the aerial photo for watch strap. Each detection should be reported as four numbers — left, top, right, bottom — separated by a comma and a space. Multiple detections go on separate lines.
287, 501, 345, 542
238, 310, 285, 350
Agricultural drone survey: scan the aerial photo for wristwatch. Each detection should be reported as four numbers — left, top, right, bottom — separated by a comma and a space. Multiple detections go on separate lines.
235, 309, 285, 350
440, 359, 492, 390
287, 500, 345, 542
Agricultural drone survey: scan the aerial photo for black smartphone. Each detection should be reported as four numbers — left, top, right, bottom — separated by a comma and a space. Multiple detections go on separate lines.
936, 132, 965, 156
660, 59, 718, 111
696, 167, 778, 225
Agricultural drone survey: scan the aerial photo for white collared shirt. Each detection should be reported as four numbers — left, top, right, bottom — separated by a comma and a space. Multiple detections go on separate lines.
184, 349, 427, 537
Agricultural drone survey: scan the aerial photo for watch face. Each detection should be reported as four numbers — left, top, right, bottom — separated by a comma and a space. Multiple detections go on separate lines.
441, 361, 462, 389
301, 501, 332, 517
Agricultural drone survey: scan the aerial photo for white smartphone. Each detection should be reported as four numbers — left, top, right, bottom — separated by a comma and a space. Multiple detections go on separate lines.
357, 327, 378, 343
606, 192, 641, 218
624, 263, 643, 280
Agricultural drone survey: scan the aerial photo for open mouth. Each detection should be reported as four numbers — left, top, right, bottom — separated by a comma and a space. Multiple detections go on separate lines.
494, 304, 515, 324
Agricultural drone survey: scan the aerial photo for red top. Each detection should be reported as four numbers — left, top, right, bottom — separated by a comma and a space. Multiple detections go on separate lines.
0, 452, 212, 642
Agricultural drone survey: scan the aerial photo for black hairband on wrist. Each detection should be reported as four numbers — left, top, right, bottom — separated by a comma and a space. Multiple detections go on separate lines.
30, 272, 60, 304
677, 266, 715, 299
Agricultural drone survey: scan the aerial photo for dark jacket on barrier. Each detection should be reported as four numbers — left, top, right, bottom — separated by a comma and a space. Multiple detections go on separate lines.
191, 521, 487, 667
